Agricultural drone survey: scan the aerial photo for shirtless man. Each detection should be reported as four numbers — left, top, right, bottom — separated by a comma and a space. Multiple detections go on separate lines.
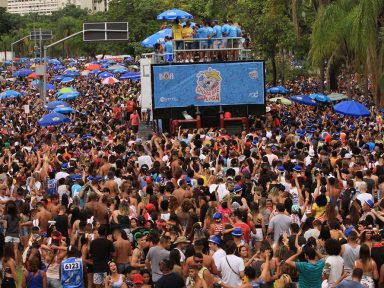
36, 202, 53, 237
85, 192, 109, 226
131, 233, 148, 269
184, 239, 218, 276
113, 229, 132, 274
104, 171, 119, 197
98, 156, 111, 177
173, 179, 192, 207
47, 194, 60, 218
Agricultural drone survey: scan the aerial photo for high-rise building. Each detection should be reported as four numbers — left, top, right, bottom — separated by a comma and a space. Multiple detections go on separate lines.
0, 0, 8, 8
7, 0, 59, 15
6, 0, 109, 15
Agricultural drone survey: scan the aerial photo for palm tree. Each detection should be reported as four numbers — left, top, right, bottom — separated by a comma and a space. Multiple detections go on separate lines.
353, 0, 384, 105
309, 0, 357, 93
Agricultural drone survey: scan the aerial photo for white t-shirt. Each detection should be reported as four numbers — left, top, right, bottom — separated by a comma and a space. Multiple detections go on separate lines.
138, 155, 153, 168
290, 187, 300, 206
265, 153, 278, 165
217, 254, 245, 287
324, 255, 344, 286
212, 248, 226, 267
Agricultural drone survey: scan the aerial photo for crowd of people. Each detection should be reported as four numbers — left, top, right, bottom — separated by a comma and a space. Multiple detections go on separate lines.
0, 57, 384, 288
154, 19, 250, 62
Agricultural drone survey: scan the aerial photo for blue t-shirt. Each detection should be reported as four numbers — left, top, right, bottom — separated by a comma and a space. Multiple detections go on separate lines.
295, 259, 325, 288
213, 25, 222, 38
228, 25, 238, 37
207, 27, 214, 38
222, 24, 230, 37
61, 257, 83, 288
197, 27, 208, 39
164, 41, 173, 54
71, 184, 82, 198
236, 27, 242, 37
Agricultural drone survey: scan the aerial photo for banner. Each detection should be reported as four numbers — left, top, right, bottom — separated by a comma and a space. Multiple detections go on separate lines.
152, 61, 265, 109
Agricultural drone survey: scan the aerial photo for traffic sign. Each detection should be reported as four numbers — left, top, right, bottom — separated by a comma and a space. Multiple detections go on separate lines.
30, 30, 53, 41
83, 22, 129, 42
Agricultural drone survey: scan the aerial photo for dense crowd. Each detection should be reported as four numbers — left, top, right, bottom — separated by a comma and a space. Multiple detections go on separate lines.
0, 59, 383, 288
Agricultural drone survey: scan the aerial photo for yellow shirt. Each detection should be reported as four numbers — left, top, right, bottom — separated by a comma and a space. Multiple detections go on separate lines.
172, 24, 183, 40
182, 27, 193, 40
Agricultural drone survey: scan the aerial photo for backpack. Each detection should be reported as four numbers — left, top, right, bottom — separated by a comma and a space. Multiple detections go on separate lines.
47, 178, 57, 196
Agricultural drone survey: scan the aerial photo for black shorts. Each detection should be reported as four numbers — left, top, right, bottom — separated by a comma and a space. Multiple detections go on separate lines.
175, 40, 184, 50
132, 125, 139, 133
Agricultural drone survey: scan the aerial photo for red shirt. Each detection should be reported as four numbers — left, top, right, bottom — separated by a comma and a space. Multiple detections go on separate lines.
126, 100, 136, 113
130, 113, 140, 126
234, 222, 251, 244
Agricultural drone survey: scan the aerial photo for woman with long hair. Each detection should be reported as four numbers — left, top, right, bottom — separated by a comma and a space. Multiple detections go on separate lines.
105, 261, 127, 288
1, 242, 18, 288
354, 243, 379, 288
1, 200, 20, 266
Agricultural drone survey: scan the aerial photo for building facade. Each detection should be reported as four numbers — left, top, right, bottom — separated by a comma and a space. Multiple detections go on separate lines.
6, 0, 109, 15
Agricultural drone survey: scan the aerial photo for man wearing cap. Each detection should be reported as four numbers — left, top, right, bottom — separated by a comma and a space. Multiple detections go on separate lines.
208, 235, 226, 267
233, 209, 251, 244
173, 236, 190, 263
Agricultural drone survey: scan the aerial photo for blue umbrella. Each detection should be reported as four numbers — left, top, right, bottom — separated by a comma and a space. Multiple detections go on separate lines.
333, 100, 370, 117
98, 72, 114, 79
289, 95, 318, 106
266, 86, 290, 94
113, 68, 128, 74
89, 69, 102, 76
3, 61, 12, 65
48, 59, 61, 65
14, 68, 33, 77
120, 73, 140, 80
309, 93, 331, 103
51, 75, 64, 82
62, 70, 80, 77
38, 112, 71, 127
57, 92, 80, 101
60, 77, 75, 84
142, 28, 172, 48
0, 90, 21, 99
101, 64, 110, 69
52, 65, 65, 71
53, 106, 75, 114
157, 8, 193, 20
47, 100, 69, 110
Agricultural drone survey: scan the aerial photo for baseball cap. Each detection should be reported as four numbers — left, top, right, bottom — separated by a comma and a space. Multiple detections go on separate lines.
234, 185, 242, 193
208, 235, 221, 245
232, 227, 243, 237
277, 166, 285, 172
293, 165, 302, 172
133, 273, 143, 284
213, 212, 222, 220
365, 199, 374, 208
344, 153, 352, 159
